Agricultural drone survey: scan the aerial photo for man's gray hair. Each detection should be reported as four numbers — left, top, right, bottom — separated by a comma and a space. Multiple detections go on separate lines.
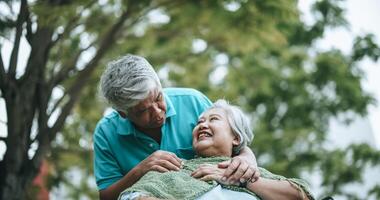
100, 54, 161, 112
211, 99, 254, 155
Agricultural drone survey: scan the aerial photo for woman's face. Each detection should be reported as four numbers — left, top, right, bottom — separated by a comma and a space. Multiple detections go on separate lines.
192, 108, 239, 157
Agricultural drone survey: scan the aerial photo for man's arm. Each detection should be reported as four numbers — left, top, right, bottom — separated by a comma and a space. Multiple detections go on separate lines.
218, 147, 260, 184
99, 164, 143, 200
99, 150, 182, 200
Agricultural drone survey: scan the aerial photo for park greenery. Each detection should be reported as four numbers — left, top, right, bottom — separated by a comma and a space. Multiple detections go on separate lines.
1, 0, 380, 199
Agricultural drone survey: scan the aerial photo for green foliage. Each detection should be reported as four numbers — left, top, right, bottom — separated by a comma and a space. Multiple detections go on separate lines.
318, 144, 380, 197
352, 34, 380, 62
2, 0, 379, 199
55, 0, 379, 199
369, 185, 380, 199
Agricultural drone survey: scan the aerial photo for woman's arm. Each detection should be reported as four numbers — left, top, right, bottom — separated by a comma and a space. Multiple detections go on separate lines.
246, 177, 310, 200
192, 164, 310, 200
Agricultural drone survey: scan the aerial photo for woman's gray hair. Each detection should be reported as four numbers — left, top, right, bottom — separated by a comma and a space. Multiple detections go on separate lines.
211, 99, 254, 155
100, 54, 161, 112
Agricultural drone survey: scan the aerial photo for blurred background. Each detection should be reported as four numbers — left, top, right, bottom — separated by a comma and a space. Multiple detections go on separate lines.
0, 0, 379, 199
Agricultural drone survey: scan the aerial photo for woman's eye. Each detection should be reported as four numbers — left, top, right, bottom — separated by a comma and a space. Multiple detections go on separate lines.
210, 117, 218, 121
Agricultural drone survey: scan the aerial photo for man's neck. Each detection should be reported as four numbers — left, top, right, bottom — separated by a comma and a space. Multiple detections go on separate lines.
136, 126, 162, 144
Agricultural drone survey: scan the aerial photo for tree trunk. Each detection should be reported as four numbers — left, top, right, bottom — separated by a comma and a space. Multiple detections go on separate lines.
0, 89, 39, 199
0, 1, 132, 198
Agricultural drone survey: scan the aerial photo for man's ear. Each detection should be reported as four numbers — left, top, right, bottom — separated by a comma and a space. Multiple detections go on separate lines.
117, 111, 127, 118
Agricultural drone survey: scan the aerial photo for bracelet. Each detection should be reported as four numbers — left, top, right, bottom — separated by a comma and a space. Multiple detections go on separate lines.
240, 173, 260, 188
239, 180, 248, 188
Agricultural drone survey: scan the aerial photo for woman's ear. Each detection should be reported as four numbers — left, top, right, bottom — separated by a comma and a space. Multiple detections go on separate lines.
117, 111, 127, 118
232, 136, 240, 146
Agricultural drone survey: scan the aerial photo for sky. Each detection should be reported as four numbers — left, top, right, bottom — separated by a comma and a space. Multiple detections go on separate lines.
341, 0, 380, 148
298, 0, 380, 149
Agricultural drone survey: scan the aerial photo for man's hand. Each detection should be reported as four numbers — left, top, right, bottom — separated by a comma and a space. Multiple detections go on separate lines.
218, 149, 260, 185
99, 150, 182, 200
138, 150, 183, 175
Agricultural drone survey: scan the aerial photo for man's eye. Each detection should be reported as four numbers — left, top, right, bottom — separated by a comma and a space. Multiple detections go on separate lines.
156, 93, 162, 101
137, 109, 148, 115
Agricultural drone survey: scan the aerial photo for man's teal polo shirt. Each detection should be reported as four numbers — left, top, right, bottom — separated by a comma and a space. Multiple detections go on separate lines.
93, 88, 212, 190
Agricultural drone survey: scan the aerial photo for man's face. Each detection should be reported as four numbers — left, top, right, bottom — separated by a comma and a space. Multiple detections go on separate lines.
126, 88, 167, 129
192, 108, 239, 157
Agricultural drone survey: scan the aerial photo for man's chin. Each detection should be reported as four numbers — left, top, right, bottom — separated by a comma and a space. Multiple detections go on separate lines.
152, 118, 165, 128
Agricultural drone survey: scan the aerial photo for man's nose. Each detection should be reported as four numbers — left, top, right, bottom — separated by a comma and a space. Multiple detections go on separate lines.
152, 103, 162, 117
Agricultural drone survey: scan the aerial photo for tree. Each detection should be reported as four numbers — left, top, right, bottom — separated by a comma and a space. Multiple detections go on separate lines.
0, 0, 379, 199
0, 0, 183, 199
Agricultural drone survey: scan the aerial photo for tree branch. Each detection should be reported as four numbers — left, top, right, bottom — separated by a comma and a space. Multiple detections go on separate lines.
0, 52, 7, 89
50, 0, 96, 47
2, 1, 16, 16
25, 7, 33, 43
49, 0, 180, 138
0, 17, 16, 40
8, 0, 28, 78
48, 89, 67, 116
49, 6, 134, 137
20, 27, 54, 84
48, 43, 93, 88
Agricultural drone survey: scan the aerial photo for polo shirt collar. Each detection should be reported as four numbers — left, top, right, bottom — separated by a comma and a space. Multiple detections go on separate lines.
116, 92, 176, 135
164, 92, 176, 117
116, 114, 135, 136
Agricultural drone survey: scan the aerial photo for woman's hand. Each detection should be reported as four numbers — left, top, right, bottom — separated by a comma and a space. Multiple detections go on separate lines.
191, 164, 236, 185
218, 154, 260, 185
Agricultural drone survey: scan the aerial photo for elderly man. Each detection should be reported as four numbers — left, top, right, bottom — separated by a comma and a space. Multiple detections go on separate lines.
93, 54, 259, 200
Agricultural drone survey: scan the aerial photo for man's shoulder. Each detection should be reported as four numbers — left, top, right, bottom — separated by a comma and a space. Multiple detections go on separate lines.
95, 110, 120, 131
163, 88, 212, 112
98, 110, 119, 123
163, 87, 205, 97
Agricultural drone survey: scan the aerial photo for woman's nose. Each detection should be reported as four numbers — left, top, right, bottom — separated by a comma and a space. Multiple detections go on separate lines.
199, 122, 208, 129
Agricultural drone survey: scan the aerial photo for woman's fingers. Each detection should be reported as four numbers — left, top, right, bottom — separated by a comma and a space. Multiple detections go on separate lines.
222, 158, 241, 182
199, 174, 221, 182
191, 164, 221, 178
220, 157, 260, 185
227, 161, 248, 183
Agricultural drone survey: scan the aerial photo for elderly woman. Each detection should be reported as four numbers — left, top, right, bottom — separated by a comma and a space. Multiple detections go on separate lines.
119, 100, 314, 200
